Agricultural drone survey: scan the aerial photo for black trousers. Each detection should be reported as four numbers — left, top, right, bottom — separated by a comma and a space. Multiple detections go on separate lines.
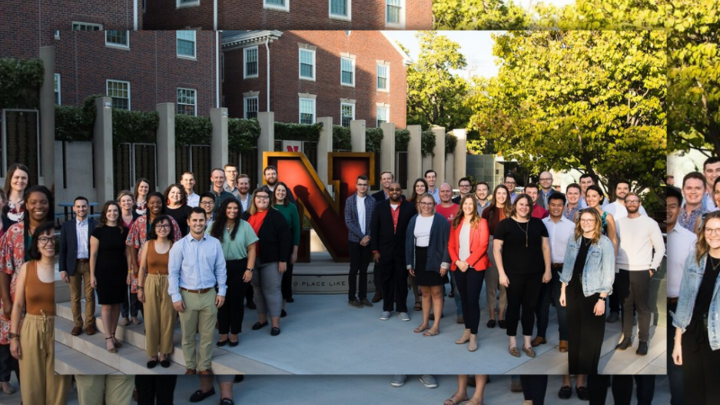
245, 283, 254, 305
122, 285, 140, 318
667, 301, 684, 405
0, 344, 18, 383
381, 254, 408, 313
682, 317, 720, 405
455, 268, 485, 334
281, 262, 294, 300
505, 272, 542, 336
616, 269, 652, 342
535, 266, 567, 340
609, 275, 621, 313
135, 375, 177, 405
567, 283, 605, 375
217, 259, 249, 335
588, 375, 655, 405
348, 242, 372, 300
520, 375, 548, 405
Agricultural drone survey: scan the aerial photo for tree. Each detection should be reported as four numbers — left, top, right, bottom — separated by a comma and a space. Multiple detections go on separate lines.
533, 0, 666, 30
466, 31, 667, 198
406, 32, 472, 131
433, 0, 531, 30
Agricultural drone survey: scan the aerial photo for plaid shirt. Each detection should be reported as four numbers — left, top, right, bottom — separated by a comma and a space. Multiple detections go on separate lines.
345, 193, 376, 243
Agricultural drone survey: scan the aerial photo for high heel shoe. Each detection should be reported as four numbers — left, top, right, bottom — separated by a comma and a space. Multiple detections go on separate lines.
455, 329, 471, 344
105, 337, 117, 353
112, 333, 123, 348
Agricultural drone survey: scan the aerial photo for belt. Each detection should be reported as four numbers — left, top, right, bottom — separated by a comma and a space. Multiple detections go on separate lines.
76, 258, 89, 263
181, 287, 212, 294
551, 263, 563, 268
668, 297, 678, 305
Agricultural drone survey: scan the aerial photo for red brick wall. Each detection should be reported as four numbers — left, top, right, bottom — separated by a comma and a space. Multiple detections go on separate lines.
144, 0, 431, 30
55, 31, 217, 115
223, 31, 407, 128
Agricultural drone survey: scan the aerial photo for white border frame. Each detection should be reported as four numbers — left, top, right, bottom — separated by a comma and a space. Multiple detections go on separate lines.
384, 0, 405, 29
299, 48, 316, 81
376, 106, 389, 127
244, 46, 259, 79
299, 97, 316, 124
105, 30, 130, 49
340, 102, 355, 127
340, 56, 355, 87
328, 0, 351, 21
377, 63, 390, 92
177, 87, 198, 116
176, 30, 197, 60
106, 79, 131, 110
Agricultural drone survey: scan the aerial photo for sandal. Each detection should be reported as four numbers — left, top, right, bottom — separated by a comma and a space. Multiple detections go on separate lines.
112, 334, 122, 348
423, 328, 439, 337
105, 337, 116, 353
522, 346, 536, 358
443, 394, 468, 405
465, 399, 484, 405
414, 302, 421, 311
414, 325, 429, 333
508, 346, 520, 357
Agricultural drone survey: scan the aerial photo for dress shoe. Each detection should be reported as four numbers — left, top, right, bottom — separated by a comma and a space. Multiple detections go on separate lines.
251, 321, 268, 330
510, 379, 523, 392
71, 326, 83, 336
558, 385, 572, 399
530, 336, 547, 347
217, 339, 229, 347
271, 327, 281, 336
371, 292, 382, 303
160, 359, 171, 368
189, 387, 214, 402
486, 319, 496, 328
281, 309, 287, 318
185, 368, 197, 375
636, 340, 649, 356
498, 320, 507, 329
575, 386, 589, 401
348, 299, 363, 308
85, 325, 97, 335
198, 368, 214, 375
558, 340, 568, 353
606, 311, 619, 323
616, 336, 632, 351
360, 298, 373, 307
456, 316, 464, 324
147, 358, 158, 369
228, 339, 239, 347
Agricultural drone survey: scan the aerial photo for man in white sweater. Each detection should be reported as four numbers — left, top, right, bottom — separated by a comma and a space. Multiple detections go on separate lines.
614, 192, 665, 356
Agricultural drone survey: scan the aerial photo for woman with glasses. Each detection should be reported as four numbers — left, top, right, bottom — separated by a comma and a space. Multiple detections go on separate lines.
559, 208, 614, 375
137, 215, 176, 368
494, 194, 551, 357
480, 185, 512, 328
672, 211, 720, 404
272, 182, 299, 317
406, 178, 429, 311
242, 189, 291, 336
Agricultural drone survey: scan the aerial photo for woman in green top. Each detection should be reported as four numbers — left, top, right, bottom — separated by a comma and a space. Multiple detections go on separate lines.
208, 198, 258, 347
273, 182, 300, 316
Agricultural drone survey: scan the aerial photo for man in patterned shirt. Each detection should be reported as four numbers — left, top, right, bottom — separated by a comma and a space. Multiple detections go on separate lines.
679, 172, 708, 232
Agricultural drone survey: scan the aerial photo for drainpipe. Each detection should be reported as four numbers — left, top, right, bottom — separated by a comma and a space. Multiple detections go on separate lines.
265, 37, 270, 112
133, 0, 138, 30
216, 31, 220, 108
213, 0, 218, 30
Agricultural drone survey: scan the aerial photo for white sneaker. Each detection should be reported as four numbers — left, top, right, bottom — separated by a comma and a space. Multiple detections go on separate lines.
419, 375, 438, 388
380, 311, 391, 321
391, 375, 407, 387
398, 312, 410, 322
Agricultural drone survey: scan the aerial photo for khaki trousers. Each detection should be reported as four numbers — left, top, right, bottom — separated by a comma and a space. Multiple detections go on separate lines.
144, 274, 176, 357
19, 314, 70, 405
69, 261, 96, 327
76, 375, 134, 405
178, 289, 217, 371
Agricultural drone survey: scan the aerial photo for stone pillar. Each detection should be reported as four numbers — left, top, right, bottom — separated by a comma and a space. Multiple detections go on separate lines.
93, 97, 114, 202
317, 117, 333, 185
380, 122, 396, 182
156, 103, 176, 188
445, 152, 455, 187
407, 125, 422, 181
257, 111, 274, 188
211, 108, 229, 170
432, 126, 446, 183
39, 46, 55, 188
453, 129, 467, 184
350, 120, 366, 152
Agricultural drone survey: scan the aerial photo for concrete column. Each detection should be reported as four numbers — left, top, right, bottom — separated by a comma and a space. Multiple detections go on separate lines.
317, 117, 333, 185
380, 122, 396, 181
211, 108, 229, 170
431, 126, 446, 183
422, 155, 432, 175
350, 120, 366, 152
407, 125, 422, 181
93, 97, 114, 202
453, 129, 467, 184
156, 103, 176, 187
257, 111, 274, 188
39, 46, 55, 188
445, 152, 455, 187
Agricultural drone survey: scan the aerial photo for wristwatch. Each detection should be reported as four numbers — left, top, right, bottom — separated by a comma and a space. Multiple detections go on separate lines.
598, 296, 607, 301
8, 332, 19, 339
246, 268, 254, 272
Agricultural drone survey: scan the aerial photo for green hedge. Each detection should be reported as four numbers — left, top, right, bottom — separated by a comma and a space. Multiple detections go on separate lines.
395, 129, 410, 152
228, 118, 261, 154
274, 122, 321, 142
175, 115, 211, 146
421, 129, 436, 157
55, 105, 93, 142
113, 109, 159, 144
366, 128, 383, 153
333, 125, 351, 150
446, 132, 458, 155
0, 58, 44, 109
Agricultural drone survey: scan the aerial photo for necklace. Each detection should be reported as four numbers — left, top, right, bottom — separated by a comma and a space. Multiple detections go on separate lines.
226, 222, 235, 232
583, 237, 592, 247
515, 219, 529, 247
710, 256, 720, 272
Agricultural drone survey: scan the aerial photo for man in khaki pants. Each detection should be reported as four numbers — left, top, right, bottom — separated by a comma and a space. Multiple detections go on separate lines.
168, 207, 227, 375
59, 196, 97, 336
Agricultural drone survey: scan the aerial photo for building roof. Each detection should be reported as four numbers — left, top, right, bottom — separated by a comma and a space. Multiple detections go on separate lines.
222, 30, 283, 49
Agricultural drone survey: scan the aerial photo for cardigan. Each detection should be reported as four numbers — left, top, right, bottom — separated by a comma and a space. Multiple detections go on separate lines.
241, 208, 292, 265
448, 218, 490, 271
404, 213, 451, 273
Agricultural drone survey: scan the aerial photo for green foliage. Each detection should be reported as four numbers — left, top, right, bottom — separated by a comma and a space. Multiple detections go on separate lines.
433, 0, 531, 30
0, 58, 44, 109
174, 115, 211, 146
112, 109, 159, 144
55, 105, 93, 142
228, 118, 260, 154
365, 128, 383, 153
421, 129, 436, 157
395, 129, 410, 152
332, 125, 352, 150
82, 94, 103, 124
446, 132, 458, 155
533, 0, 666, 30
274, 122, 321, 142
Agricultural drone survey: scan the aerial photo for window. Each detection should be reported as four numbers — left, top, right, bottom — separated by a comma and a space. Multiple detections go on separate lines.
299, 98, 315, 124
177, 0, 200, 7
177, 31, 196, 58
341, 103, 354, 127
177, 88, 197, 116
105, 30, 129, 48
385, 0, 404, 27
244, 47, 258, 78
299, 49, 315, 80
264, 0, 289, 11
54, 74, 61, 105
72, 22, 102, 30
377, 64, 389, 91
106, 80, 130, 110
329, 0, 350, 19
245, 97, 259, 119
54, 30, 60, 40
377, 106, 389, 127
341, 57, 354, 86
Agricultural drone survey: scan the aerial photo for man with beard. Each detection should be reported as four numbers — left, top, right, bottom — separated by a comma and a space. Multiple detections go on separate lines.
604, 180, 648, 219
236, 174, 252, 212
262, 165, 296, 204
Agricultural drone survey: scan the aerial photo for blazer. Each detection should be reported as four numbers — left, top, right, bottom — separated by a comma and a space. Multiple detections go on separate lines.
370, 199, 415, 259
448, 218, 490, 271
345, 193, 377, 243
241, 208, 292, 265
371, 190, 406, 203
405, 213, 451, 272
59, 218, 99, 276
536, 188, 557, 210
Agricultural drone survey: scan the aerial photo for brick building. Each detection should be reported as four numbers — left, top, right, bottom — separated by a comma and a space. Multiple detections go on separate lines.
223, 30, 410, 128
55, 30, 219, 116
144, 0, 432, 30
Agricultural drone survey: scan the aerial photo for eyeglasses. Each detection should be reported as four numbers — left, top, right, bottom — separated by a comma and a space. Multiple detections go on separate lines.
706, 227, 720, 236
200, 201, 215, 206
459, 184, 471, 188
38, 237, 55, 246
580, 219, 596, 223
155, 224, 171, 229
625, 200, 640, 205
419, 202, 434, 206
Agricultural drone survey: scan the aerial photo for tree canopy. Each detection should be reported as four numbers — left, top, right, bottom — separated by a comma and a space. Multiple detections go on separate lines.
433, 0, 531, 30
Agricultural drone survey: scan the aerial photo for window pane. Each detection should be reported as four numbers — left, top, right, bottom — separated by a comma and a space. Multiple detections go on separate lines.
300, 99, 314, 124
107, 81, 130, 110
177, 88, 196, 116
106, 30, 128, 46
300, 50, 314, 78
331, 0, 347, 15
377, 65, 388, 90
246, 98, 258, 119
246, 48, 258, 76
377, 107, 388, 126
341, 104, 353, 127
177, 31, 195, 57
341, 58, 353, 85
266, 0, 285, 4
387, 0, 401, 23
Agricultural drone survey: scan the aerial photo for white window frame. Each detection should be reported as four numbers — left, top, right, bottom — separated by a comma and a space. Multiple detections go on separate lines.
340, 56, 355, 87
376, 106, 389, 127
244, 47, 259, 79
299, 97, 316, 124
105, 30, 130, 49
264, 0, 289, 12
299, 48, 316, 81
54, 74, 61, 105
176, 0, 200, 8
329, 0, 351, 21
377, 63, 390, 92
106, 80, 131, 110
72, 21, 103, 31
177, 30, 197, 59
244, 96, 259, 119
177, 88, 198, 116
340, 102, 355, 127
385, 0, 405, 29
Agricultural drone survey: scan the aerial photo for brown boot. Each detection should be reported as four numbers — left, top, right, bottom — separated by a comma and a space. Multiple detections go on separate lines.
371, 291, 382, 303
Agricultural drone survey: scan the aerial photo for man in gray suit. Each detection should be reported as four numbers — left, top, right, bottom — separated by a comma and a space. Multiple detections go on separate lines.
536, 171, 556, 210
59, 196, 98, 336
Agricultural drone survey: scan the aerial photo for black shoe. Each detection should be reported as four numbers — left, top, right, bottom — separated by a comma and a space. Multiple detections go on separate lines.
271, 327, 281, 336
281, 309, 287, 318
228, 339, 239, 347
217, 339, 228, 347
606, 311, 619, 323
576, 386, 589, 401
147, 358, 158, 369
558, 385, 572, 399
348, 299, 363, 308
160, 359, 171, 368
234, 375, 244, 383
220, 399, 234, 405
286, 297, 294, 303
616, 336, 632, 350
636, 341, 649, 356
190, 388, 215, 403
247, 301, 257, 310
251, 321, 268, 330
486, 319, 496, 328
498, 320, 506, 329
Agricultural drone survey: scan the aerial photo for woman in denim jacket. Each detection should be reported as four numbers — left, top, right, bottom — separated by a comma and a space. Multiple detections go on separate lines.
559, 209, 614, 375
672, 211, 720, 405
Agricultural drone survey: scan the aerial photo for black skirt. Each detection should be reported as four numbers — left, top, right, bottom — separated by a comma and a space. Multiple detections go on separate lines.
413, 246, 448, 287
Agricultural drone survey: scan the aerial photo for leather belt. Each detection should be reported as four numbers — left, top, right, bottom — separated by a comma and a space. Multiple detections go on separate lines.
551, 263, 563, 268
667, 297, 678, 305
76, 258, 89, 263
181, 287, 213, 294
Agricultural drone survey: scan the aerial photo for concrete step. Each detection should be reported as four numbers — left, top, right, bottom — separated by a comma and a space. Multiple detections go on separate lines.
55, 342, 120, 375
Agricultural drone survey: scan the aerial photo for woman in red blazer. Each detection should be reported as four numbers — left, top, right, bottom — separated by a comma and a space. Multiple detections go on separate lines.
449, 194, 490, 352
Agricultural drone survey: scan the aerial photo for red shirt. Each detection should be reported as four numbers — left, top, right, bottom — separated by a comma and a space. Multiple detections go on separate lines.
436, 204, 459, 224
532, 204, 549, 219
390, 203, 401, 233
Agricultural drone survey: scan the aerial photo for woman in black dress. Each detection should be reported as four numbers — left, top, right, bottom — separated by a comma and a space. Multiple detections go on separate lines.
164, 184, 191, 236
494, 194, 551, 358
90, 201, 129, 353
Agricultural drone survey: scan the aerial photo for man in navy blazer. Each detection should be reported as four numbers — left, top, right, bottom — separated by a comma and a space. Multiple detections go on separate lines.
345, 175, 377, 308
59, 196, 99, 336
